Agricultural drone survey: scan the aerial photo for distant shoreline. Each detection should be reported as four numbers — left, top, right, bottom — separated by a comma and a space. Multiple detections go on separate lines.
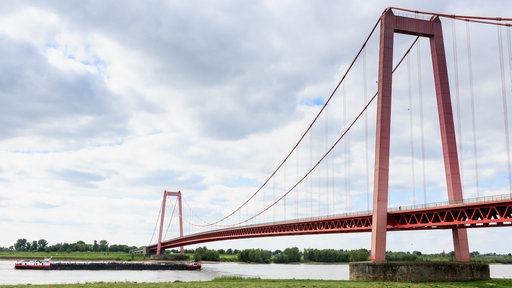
2, 250, 512, 265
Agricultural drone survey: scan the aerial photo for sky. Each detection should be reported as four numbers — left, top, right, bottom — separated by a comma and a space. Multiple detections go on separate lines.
1, 0, 512, 254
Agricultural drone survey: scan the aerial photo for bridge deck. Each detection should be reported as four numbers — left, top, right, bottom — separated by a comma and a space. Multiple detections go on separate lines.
148, 197, 512, 252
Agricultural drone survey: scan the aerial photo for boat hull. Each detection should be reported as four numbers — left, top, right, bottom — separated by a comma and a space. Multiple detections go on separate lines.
14, 264, 51, 270
15, 258, 52, 270
185, 262, 201, 270
14, 261, 201, 270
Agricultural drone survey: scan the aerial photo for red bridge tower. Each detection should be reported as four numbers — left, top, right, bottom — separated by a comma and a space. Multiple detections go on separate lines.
371, 9, 470, 262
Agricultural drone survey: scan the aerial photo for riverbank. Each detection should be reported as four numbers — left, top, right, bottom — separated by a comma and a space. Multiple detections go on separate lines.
0, 277, 512, 288
3, 250, 512, 265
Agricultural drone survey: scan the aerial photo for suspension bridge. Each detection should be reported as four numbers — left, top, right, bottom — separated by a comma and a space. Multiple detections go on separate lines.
145, 7, 512, 267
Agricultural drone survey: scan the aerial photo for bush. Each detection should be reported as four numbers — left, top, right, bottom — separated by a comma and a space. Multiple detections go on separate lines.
237, 249, 272, 263
348, 249, 369, 262
386, 251, 418, 261
194, 247, 220, 261
272, 247, 302, 263
303, 249, 349, 262
272, 253, 289, 263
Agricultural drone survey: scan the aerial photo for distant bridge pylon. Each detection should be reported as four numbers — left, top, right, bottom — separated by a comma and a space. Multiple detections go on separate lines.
156, 190, 184, 256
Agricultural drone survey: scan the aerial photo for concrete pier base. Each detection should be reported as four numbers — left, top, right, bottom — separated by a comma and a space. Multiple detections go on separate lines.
349, 262, 489, 282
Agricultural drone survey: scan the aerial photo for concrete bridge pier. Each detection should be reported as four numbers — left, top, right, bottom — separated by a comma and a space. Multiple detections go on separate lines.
349, 262, 490, 282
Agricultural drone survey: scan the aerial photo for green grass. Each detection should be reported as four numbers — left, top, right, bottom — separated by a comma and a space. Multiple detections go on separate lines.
0, 278, 511, 288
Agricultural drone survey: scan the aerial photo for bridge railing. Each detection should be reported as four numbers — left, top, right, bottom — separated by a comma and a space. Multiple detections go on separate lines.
387, 193, 512, 213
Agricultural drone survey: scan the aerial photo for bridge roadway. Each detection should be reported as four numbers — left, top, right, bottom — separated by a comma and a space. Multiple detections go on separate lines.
147, 195, 512, 253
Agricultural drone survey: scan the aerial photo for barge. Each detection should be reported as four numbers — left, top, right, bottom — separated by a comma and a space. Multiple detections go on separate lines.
15, 259, 201, 271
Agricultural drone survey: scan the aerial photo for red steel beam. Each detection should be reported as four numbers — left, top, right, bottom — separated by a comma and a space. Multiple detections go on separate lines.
388, 200, 512, 229
148, 199, 512, 252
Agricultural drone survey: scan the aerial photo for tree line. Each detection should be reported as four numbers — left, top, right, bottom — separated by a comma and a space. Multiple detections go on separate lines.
191, 247, 512, 264
191, 246, 371, 263
7, 239, 137, 253
5, 240, 511, 264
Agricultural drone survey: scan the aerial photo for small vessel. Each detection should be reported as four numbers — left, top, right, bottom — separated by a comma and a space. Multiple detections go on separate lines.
14, 257, 52, 270
185, 262, 201, 270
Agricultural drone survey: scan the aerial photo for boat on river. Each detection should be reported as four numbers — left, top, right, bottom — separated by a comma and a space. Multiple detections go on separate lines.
14, 257, 201, 270
185, 262, 201, 270
14, 258, 52, 270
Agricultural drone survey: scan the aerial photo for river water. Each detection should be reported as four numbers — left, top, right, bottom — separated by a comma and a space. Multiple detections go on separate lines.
0, 260, 510, 285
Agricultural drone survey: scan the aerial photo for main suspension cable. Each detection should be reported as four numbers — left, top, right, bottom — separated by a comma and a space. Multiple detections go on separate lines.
187, 36, 421, 228
389, 7, 512, 25
192, 16, 383, 227
181, 7, 511, 228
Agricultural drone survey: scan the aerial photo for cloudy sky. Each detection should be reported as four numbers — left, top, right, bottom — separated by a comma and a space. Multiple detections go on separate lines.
1, 0, 512, 254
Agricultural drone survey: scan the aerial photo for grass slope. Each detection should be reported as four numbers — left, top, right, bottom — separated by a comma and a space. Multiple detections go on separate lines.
1, 278, 512, 288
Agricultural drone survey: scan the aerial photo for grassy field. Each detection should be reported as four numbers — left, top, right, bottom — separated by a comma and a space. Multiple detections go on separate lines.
0, 277, 512, 288
0, 251, 147, 261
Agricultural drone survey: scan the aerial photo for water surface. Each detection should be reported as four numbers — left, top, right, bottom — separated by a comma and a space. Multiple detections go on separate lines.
0, 260, 509, 285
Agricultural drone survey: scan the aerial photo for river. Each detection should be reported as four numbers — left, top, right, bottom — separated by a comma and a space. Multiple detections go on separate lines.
0, 260, 511, 285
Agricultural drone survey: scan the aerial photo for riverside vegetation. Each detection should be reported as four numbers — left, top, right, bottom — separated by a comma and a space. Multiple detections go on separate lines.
1, 238, 512, 264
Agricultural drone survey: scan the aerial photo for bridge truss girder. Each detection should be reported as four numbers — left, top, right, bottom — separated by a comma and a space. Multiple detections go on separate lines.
148, 199, 512, 252
389, 200, 512, 230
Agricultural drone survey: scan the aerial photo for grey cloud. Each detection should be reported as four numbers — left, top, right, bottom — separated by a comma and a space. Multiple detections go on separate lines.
0, 36, 129, 146
30, 1, 365, 140
54, 169, 106, 188
32, 200, 59, 209
132, 169, 206, 191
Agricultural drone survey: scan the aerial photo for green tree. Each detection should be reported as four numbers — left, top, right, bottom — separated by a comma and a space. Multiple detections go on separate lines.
272, 253, 289, 263
237, 249, 271, 263
14, 239, 28, 251
349, 249, 369, 262
386, 251, 417, 261
61, 243, 70, 252
283, 247, 302, 263
30, 240, 38, 251
194, 247, 220, 261
99, 240, 108, 252
37, 239, 48, 251
74, 240, 88, 252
